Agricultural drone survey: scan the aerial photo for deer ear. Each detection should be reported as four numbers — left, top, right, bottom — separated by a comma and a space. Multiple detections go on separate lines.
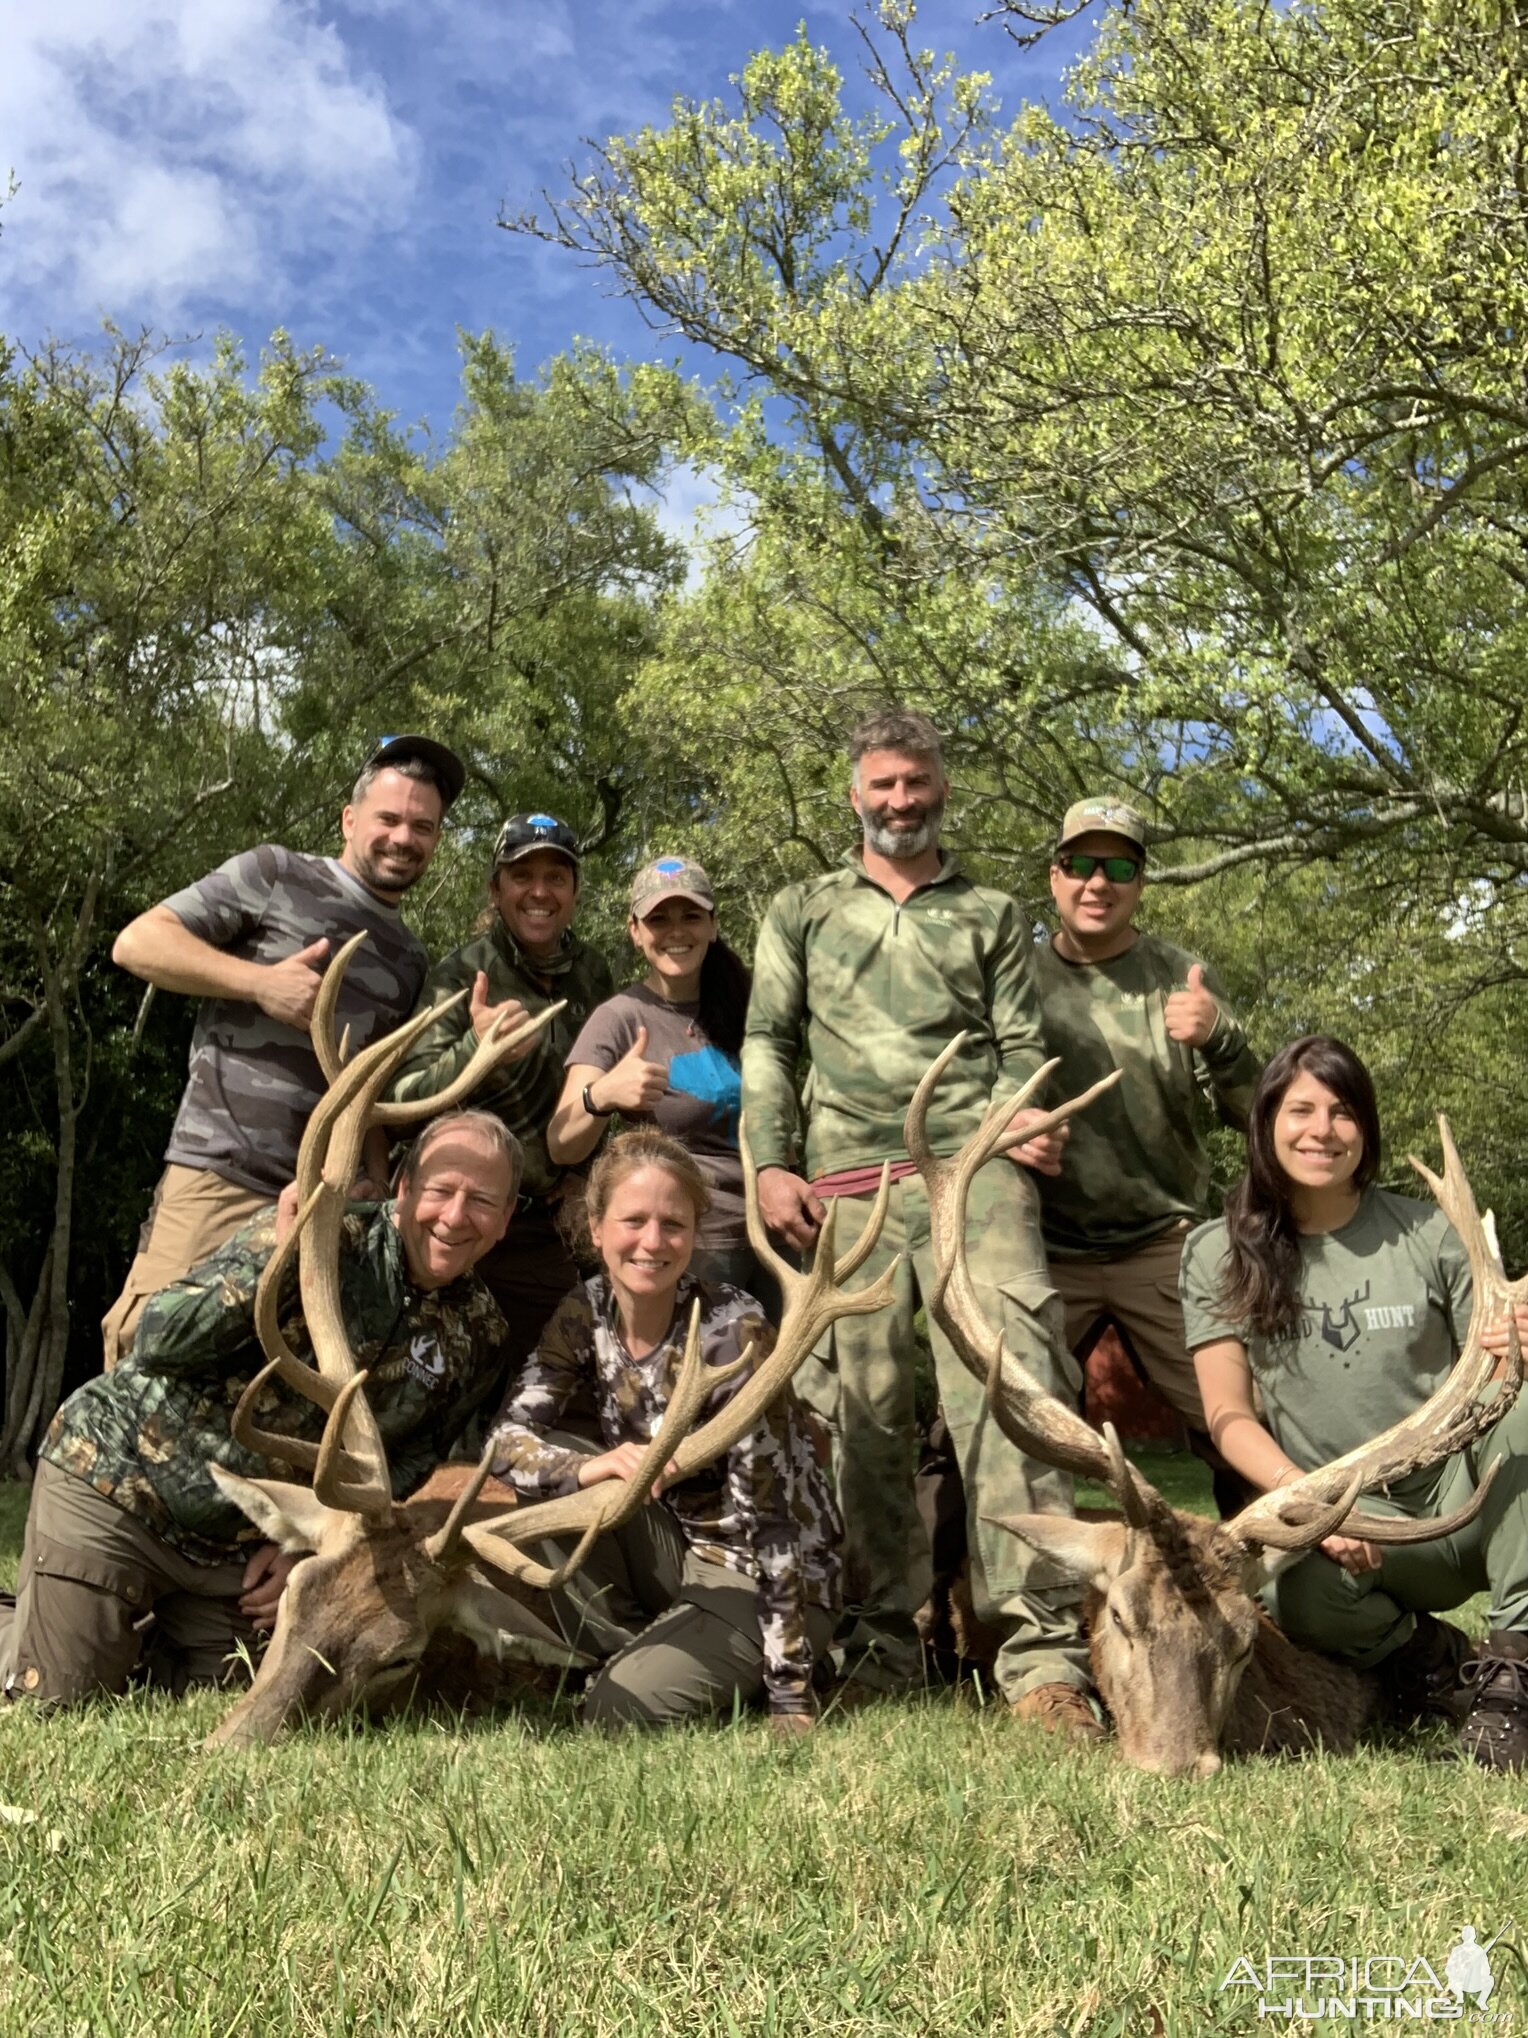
455, 1568, 595, 1668
210, 1464, 345, 1554
984, 1512, 1129, 1589
1248, 1545, 1306, 1587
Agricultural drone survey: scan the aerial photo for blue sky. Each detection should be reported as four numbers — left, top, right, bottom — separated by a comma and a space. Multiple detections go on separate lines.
1, 1, 1095, 439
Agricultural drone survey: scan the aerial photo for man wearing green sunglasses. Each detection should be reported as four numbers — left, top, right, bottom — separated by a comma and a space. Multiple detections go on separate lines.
1035, 796, 1260, 1494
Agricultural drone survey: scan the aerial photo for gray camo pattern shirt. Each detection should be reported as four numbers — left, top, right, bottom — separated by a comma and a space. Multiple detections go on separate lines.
492, 1274, 843, 1712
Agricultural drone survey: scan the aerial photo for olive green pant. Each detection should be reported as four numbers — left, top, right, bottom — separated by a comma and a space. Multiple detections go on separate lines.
796, 1163, 1089, 1703
1262, 1379, 1528, 1666
534, 1435, 832, 1726
0, 1462, 256, 1704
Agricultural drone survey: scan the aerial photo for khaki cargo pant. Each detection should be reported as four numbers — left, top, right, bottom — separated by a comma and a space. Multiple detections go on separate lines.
796, 1163, 1089, 1704
536, 1438, 834, 1726
1047, 1224, 1207, 1430
1263, 1379, 1528, 1665
101, 1165, 273, 1369
0, 1462, 256, 1704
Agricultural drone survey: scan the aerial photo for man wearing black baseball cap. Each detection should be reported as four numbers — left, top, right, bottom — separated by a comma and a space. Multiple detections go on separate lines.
387, 810, 613, 1381
104, 735, 464, 1365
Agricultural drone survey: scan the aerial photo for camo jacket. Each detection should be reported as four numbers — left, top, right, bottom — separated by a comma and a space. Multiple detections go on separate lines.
741, 852, 1047, 1176
385, 917, 613, 1204
42, 1205, 507, 1564
491, 1274, 843, 1713
1033, 933, 1261, 1256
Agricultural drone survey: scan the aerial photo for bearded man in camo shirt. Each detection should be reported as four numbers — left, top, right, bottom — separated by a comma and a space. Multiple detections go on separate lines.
741, 708, 1100, 1738
103, 735, 464, 1366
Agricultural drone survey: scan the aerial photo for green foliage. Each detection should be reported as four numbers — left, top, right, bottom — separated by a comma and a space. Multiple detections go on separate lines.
0, 328, 690, 1450
513, 0, 1528, 1252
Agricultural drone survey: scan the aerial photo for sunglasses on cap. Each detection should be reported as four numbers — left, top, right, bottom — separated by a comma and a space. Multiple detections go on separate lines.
1057, 852, 1142, 884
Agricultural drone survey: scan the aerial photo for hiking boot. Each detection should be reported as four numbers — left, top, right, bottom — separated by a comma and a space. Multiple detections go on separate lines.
1459, 1631, 1528, 1771
1009, 1683, 1108, 1744
1387, 1612, 1474, 1727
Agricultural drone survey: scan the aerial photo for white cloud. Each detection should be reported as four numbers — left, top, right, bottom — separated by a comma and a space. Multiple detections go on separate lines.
1, 0, 417, 324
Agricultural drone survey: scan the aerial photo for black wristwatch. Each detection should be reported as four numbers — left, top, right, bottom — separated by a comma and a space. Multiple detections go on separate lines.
582, 1081, 610, 1120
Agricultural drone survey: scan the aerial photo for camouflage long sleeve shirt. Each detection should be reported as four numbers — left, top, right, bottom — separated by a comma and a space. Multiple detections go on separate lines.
385, 919, 613, 1204
740, 853, 1047, 1176
1034, 932, 1261, 1256
490, 1275, 843, 1713
43, 1206, 507, 1564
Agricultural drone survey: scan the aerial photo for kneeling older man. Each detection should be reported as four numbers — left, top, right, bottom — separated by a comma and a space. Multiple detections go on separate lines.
0, 1111, 518, 1706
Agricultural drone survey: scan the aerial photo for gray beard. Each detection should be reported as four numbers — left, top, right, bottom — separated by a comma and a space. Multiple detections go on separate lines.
861, 807, 943, 860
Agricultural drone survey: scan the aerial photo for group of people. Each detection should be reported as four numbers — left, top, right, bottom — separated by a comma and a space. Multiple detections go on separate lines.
3, 712, 1527, 1771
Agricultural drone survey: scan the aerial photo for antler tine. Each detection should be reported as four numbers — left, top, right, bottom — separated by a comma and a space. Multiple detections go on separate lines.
832, 1163, 894, 1283
271, 961, 474, 1520
310, 930, 372, 1086
422, 1436, 504, 1564
739, 1109, 805, 1295
909, 1044, 1139, 1494
1227, 1113, 1525, 1553
372, 1001, 566, 1129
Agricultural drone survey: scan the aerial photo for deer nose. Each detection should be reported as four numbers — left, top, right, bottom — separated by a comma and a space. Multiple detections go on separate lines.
1191, 1750, 1223, 1780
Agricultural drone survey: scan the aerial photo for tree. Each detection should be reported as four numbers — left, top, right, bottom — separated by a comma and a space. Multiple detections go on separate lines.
0, 330, 346, 1469
0, 329, 690, 1464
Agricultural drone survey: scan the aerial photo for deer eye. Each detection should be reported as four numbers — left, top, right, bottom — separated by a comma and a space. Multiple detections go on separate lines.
1108, 1606, 1130, 1637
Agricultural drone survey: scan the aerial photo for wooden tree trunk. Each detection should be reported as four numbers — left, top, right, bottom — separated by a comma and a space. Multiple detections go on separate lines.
0, 877, 100, 1477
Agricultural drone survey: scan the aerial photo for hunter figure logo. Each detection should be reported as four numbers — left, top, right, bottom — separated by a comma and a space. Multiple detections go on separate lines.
1319, 1280, 1370, 1353
1219, 1921, 1515, 2021
404, 1333, 446, 1386
1447, 1929, 1497, 2011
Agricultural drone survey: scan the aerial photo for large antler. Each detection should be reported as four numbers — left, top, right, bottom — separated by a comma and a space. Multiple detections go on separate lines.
907, 1035, 1155, 1496
910, 1041, 1523, 1553
230, 938, 561, 1518
430, 1116, 902, 1589
1223, 1115, 1525, 1552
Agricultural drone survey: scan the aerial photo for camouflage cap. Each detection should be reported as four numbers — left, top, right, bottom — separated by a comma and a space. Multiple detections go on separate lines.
630, 856, 715, 918
493, 813, 581, 871
1055, 795, 1149, 858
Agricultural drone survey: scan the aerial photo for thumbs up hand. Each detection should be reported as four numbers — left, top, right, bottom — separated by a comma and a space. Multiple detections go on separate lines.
469, 970, 530, 1046
256, 937, 331, 1031
1164, 962, 1219, 1047
587, 1025, 668, 1115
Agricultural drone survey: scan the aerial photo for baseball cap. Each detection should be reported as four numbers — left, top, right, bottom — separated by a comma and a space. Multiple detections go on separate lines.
630, 856, 715, 918
1055, 795, 1149, 858
366, 734, 466, 810
493, 812, 582, 871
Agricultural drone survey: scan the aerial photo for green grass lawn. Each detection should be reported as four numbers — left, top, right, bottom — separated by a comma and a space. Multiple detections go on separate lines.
0, 1467, 1521, 2038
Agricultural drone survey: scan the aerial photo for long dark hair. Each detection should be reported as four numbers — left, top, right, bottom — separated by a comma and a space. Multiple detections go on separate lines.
1219, 1035, 1382, 1338
695, 935, 751, 1059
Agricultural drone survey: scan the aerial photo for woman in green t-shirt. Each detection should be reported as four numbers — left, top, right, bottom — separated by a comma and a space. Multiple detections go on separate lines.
1179, 1034, 1528, 1770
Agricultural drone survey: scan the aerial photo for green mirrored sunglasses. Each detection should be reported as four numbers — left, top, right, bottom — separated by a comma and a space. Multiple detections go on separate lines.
1058, 853, 1142, 884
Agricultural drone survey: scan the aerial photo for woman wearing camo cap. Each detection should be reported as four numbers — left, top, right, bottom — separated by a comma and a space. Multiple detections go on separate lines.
547, 855, 764, 1298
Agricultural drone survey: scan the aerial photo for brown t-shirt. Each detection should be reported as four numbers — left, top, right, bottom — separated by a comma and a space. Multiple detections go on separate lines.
566, 985, 745, 1251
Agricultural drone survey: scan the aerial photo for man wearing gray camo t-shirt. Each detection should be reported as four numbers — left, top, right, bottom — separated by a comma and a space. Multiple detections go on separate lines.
102, 735, 463, 1366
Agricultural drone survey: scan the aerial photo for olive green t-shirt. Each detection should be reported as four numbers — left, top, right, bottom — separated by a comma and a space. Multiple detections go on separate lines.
1180, 1188, 1472, 1480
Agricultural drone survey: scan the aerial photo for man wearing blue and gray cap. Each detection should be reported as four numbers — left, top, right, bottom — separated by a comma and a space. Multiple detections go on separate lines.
103, 735, 464, 1366
388, 811, 613, 1375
